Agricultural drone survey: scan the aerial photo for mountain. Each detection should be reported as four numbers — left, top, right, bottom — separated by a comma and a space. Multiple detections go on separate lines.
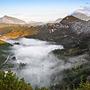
47, 18, 62, 24
0, 15, 26, 24
31, 15, 90, 48
55, 18, 62, 23
27, 21, 45, 26
60, 15, 90, 34
60, 15, 83, 25
72, 12, 90, 21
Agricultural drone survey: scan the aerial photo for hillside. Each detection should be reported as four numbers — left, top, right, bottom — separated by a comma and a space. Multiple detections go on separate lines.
0, 25, 38, 40
30, 15, 90, 52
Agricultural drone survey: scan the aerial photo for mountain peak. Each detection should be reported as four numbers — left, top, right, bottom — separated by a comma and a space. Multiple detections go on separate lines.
60, 15, 83, 25
72, 11, 90, 21
3, 15, 9, 17
2, 15, 16, 19
0, 15, 26, 24
72, 7, 90, 21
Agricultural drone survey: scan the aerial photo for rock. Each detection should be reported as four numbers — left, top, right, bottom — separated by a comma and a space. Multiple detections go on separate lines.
14, 42, 20, 45
11, 56, 16, 60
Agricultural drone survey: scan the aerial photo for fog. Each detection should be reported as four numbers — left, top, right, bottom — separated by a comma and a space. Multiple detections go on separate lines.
7, 38, 87, 87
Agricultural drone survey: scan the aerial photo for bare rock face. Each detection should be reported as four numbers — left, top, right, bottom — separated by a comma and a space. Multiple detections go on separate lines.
0, 15, 26, 24
70, 20, 90, 34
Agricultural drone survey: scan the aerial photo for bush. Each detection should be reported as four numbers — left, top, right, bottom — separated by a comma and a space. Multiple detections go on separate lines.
0, 70, 48, 90
0, 70, 32, 90
75, 81, 90, 90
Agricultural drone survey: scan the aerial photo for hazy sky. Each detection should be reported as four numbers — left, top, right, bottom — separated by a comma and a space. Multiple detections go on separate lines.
0, 0, 90, 22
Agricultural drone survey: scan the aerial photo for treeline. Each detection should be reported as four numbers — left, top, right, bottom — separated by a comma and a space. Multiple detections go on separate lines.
0, 70, 32, 90
0, 70, 48, 90
0, 70, 90, 90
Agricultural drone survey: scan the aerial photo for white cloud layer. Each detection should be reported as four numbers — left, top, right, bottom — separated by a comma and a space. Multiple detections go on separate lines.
76, 7, 90, 16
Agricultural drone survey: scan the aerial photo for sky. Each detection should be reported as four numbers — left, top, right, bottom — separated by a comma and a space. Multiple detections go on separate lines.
0, 0, 90, 22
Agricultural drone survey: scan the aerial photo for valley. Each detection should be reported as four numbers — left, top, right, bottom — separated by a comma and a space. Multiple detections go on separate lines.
0, 11, 90, 90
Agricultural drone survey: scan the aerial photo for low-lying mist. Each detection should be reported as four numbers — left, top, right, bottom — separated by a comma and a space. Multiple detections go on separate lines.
7, 38, 87, 87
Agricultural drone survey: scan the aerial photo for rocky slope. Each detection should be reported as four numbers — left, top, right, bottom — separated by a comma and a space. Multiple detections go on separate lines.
28, 15, 90, 57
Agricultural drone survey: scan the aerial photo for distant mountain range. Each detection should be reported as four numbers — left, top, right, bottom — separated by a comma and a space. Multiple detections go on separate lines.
0, 15, 26, 24
48, 10, 90, 24
0, 8, 90, 25
0, 15, 46, 26
27, 21, 45, 26
72, 10, 90, 21
55, 18, 62, 23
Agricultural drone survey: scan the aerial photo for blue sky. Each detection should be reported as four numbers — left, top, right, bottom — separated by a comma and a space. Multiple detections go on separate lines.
0, 0, 90, 22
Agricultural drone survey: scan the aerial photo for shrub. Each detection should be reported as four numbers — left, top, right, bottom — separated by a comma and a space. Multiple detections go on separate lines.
0, 70, 32, 90
74, 81, 90, 90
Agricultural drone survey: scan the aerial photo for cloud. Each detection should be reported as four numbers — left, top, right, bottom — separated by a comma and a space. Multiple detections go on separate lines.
76, 6, 90, 16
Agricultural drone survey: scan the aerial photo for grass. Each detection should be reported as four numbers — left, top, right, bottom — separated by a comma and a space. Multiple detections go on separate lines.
0, 25, 38, 39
